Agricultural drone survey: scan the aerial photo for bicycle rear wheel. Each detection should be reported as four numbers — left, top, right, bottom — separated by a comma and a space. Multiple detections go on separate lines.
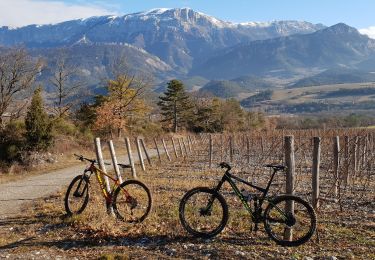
179, 187, 228, 238
64, 175, 89, 216
112, 180, 152, 223
264, 195, 316, 247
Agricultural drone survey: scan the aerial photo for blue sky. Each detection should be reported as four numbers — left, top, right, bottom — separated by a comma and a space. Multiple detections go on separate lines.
0, 0, 374, 37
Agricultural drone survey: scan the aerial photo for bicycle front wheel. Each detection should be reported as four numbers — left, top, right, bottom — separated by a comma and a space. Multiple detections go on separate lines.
179, 187, 228, 238
112, 180, 152, 223
64, 175, 89, 216
264, 195, 317, 247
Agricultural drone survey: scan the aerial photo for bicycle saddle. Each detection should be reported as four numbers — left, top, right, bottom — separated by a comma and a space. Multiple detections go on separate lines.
264, 164, 286, 171
118, 163, 132, 169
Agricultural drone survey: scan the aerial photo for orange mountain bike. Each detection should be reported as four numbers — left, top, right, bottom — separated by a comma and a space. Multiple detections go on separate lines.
64, 154, 152, 223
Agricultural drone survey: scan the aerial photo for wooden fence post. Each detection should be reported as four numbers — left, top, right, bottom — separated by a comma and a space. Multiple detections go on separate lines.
182, 138, 189, 155
362, 136, 368, 168
187, 136, 193, 153
333, 136, 340, 199
344, 136, 349, 185
171, 137, 178, 158
162, 138, 171, 161
178, 138, 185, 157
229, 136, 233, 162
108, 140, 123, 183
284, 135, 295, 241
220, 135, 224, 162
352, 136, 358, 175
125, 137, 137, 178
140, 138, 152, 166
246, 136, 250, 164
154, 138, 161, 162
209, 134, 213, 168
95, 138, 113, 214
312, 137, 321, 210
135, 137, 146, 171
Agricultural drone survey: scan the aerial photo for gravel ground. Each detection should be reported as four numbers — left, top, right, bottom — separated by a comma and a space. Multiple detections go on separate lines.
0, 149, 160, 219
0, 164, 84, 218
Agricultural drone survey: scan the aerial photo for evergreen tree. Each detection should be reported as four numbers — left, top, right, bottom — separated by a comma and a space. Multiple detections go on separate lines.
157, 80, 193, 132
25, 87, 53, 151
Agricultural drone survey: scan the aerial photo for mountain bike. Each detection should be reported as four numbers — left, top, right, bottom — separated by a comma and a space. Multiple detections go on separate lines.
179, 162, 316, 247
64, 154, 152, 223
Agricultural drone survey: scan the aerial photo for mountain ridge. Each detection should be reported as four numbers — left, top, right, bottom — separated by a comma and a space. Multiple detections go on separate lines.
0, 8, 326, 73
191, 23, 375, 79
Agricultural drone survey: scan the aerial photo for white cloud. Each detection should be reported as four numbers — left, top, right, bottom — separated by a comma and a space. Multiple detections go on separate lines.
359, 26, 375, 39
0, 0, 116, 28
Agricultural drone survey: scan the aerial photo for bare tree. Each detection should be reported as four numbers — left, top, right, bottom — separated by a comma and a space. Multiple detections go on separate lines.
0, 48, 43, 126
50, 52, 84, 118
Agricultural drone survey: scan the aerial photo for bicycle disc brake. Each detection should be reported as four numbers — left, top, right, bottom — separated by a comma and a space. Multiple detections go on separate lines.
199, 207, 212, 216
126, 196, 137, 210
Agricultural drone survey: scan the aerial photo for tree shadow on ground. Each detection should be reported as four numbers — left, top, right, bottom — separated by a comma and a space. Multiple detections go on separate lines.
0, 212, 270, 252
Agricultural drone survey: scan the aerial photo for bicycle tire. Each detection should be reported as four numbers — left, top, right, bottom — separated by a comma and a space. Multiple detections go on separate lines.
264, 195, 317, 247
179, 187, 228, 238
112, 180, 152, 223
64, 175, 90, 216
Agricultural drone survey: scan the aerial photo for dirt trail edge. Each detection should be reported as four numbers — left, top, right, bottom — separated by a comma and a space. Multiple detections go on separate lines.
0, 148, 161, 218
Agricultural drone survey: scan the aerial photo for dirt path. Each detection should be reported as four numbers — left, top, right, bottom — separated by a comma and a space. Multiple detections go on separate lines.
0, 149, 160, 219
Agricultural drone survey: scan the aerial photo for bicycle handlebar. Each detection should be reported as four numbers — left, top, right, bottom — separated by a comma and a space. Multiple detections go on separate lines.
74, 154, 95, 163
74, 154, 111, 165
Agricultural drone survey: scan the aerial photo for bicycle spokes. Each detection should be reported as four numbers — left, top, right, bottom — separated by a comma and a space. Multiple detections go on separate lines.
113, 181, 151, 223
182, 191, 225, 234
264, 197, 315, 245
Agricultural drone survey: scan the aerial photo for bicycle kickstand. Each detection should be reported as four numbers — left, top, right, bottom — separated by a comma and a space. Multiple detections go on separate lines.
254, 223, 259, 232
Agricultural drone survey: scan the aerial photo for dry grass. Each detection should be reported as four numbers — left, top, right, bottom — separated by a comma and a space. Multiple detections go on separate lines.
271, 82, 375, 103
0, 151, 374, 259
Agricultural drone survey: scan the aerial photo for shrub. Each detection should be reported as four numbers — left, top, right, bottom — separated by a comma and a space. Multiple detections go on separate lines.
0, 120, 26, 162
25, 87, 54, 151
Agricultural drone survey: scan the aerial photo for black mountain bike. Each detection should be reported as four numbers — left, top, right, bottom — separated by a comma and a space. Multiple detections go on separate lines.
179, 162, 317, 247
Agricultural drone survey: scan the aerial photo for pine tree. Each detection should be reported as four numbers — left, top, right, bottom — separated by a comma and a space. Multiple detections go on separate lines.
157, 80, 193, 133
25, 87, 53, 151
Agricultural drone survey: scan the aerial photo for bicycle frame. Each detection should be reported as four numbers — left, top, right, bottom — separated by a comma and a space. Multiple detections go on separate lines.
84, 163, 129, 204
212, 167, 279, 219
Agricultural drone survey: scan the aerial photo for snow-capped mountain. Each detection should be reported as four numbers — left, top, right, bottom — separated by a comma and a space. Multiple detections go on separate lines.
192, 23, 375, 79
0, 8, 325, 73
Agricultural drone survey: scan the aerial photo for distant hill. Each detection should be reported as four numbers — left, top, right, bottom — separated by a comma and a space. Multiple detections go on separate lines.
290, 68, 375, 88
356, 57, 375, 72
231, 75, 275, 90
319, 87, 375, 98
240, 90, 273, 107
30, 43, 174, 93
197, 75, 275, 98
192, 23, 375, 79
198, 80, 244, 98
